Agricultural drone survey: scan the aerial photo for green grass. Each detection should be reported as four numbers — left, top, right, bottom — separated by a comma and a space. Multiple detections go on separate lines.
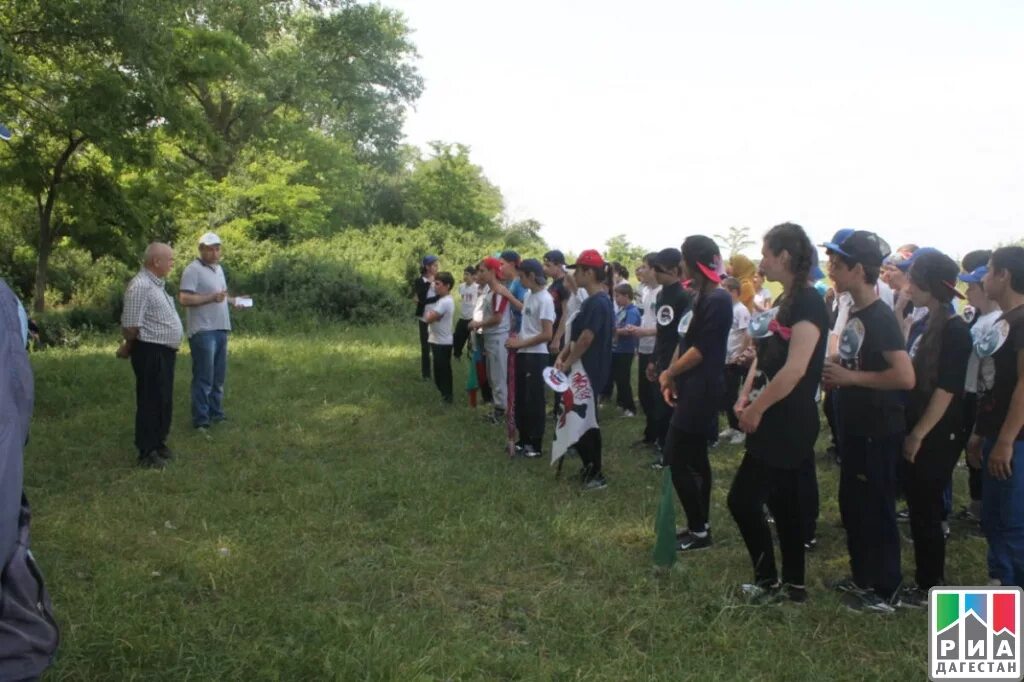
26, 323, 985, 680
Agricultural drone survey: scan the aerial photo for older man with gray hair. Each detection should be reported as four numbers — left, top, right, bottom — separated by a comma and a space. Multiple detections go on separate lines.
117, 242, 183, 468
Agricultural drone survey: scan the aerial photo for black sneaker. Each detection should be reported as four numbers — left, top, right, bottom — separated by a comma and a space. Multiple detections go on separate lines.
739, 581, 781, 604
954, 507, 979, 522
804, 538, 818, 551
522, 446, 542, 459
896, 508, 910, 522
582, 474, 608, 491
842, 590, 897, 614
826, 576, 865, 594
649, 458, 666, 471
677, 531, 712, 552
138, 451, 166, 469
781, 584, 809, 604
156, 445, 174, 461
896, 585, 928, 609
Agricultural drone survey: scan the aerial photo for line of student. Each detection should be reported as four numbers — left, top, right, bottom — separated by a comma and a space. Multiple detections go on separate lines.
413, 230, 1024, 610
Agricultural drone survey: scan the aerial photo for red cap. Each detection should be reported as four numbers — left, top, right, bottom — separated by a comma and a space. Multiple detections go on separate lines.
481, 256, 503, 274
568, 249, 606, 269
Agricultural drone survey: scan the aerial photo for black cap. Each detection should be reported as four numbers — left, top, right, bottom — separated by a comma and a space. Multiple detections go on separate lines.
543, 249, 566, 265
824, 230, 891, 269
499, 250, 521, 265
682, 235, 723, 283
652, 248, 682, 272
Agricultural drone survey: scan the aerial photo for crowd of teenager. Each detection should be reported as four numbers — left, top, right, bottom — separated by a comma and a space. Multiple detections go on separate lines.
413, 225, 1024, 612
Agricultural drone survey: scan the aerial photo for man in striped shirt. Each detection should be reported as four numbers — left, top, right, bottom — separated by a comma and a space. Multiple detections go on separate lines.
117, 243, 183, 468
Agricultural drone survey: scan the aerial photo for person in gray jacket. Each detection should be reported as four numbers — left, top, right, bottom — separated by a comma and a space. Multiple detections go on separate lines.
0, 278, 59, 680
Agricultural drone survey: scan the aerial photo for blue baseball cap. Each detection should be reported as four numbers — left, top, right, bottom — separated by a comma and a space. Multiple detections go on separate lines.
517, 258, 547, 283
421, 254, 439, 267
958, 265, 988, 284
809, 250, 825, 282
897, 247, 941, 272
819, 229, 856, 257
543, 249, 566, 265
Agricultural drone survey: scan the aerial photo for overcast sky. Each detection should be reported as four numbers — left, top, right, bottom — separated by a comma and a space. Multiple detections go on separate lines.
382, 0, 1022, 259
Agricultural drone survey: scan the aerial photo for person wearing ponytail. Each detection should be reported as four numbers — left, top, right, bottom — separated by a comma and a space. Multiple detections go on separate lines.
729, 223, 829, 603
896, 249, 973, 607
658, 236, 733, 552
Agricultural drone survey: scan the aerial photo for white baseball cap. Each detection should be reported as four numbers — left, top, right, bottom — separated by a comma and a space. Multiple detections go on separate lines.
199, 232, 222, 246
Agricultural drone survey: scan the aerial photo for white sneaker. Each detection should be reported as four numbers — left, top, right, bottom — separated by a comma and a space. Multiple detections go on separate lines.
729, 431, 745, 445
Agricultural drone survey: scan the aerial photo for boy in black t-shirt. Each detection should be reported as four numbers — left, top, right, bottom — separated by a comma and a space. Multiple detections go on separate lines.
821, 231, 916, 613
968, 246, 1024, 587
647, 248, 692, 467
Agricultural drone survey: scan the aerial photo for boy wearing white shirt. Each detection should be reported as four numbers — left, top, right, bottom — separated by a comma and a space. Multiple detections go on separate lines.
454, 266, 478, 360
720, 277, 751, 444
507, 259, 555, 456
423, 272, 456, 404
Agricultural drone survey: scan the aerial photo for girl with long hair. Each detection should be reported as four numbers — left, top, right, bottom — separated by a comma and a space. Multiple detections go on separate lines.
729, 223, 829, 603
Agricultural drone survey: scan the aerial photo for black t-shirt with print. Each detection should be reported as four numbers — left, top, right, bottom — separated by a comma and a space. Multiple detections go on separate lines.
671, 287, 732, 433
653, 281, 692, 372
905, 316, 972, 444
835, 299, 908, 438
975, 305, 1024, 442
746, 287, 830, 469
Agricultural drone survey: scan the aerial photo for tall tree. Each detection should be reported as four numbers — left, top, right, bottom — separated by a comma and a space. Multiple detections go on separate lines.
0, 0, 173, 311
714, 225, 755, 257
406, 142, 504, 234
604, 233, 647, 267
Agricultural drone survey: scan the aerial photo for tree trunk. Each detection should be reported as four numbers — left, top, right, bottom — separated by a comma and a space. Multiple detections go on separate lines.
31, 135, 86, 313
32, 203, 52, 313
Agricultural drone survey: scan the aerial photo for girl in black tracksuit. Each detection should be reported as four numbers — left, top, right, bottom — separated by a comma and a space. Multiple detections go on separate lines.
658, 236, 732, 551
728, 223, 829, 603
898, 250, 972, 606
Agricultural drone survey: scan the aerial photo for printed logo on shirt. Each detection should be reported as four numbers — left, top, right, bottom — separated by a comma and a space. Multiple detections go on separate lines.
676, 310, 693, 337
656, 304, 675, 327
839, 317, 866, 367
929, 586, 1022, 680
975, 320, 1010, 360
963, 305, 977, 325
749, 308, 779, 339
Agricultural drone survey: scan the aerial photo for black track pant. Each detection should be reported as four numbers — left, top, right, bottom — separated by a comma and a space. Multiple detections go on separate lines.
665, 425, 712, 532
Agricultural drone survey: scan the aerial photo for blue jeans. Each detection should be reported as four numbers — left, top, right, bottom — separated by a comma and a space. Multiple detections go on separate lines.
189, 330, 228, 427
982, 439, 1024, 587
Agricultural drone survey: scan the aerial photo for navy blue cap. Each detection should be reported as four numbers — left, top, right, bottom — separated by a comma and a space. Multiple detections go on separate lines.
543, 249, 565, 265
517, 258, 547, 283
958, 265, 988, 284
499, 250, 521, 265
422, 254, 439, 267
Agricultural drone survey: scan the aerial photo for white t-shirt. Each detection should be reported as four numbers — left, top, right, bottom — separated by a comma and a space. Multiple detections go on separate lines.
876, 280, 895, 309
426, 295, 454, 345
753, 287, 772, 310
639, 284, 661, 355
966, 309, 1002, 394
459, 282, 477, 320
480, 286, 511, 336
564, 288, 589, 340
519, 289, 556, 354
728, 301, 751, 363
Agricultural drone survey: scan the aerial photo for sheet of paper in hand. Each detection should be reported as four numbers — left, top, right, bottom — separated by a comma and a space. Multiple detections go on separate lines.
551, 362, 598, 464
234, 296, 254, 308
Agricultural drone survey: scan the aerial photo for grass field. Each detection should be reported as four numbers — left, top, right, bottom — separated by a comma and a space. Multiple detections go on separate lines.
25, 323, 987, 680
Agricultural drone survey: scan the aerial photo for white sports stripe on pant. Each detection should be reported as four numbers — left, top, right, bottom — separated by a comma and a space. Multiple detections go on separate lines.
483, 332, 509, 410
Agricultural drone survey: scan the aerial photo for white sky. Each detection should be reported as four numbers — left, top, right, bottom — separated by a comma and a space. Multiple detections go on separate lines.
382, 0, 1023, 259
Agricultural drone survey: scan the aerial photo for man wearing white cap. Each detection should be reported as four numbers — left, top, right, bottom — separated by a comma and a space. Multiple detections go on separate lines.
179, 232, 243, 430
